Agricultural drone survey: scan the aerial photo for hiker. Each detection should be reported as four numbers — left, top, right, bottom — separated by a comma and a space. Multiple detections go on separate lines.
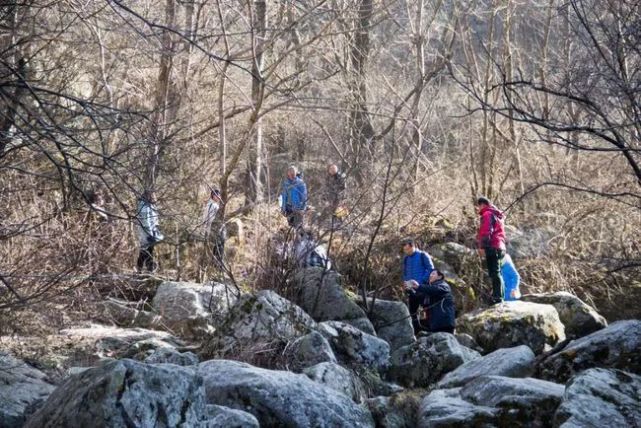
203, 188, 226, 269
294, 229, 332, 270
502, 253, 521, 301
280, 165, 308, 228
408, 270, 456, 334
136, 190, 162, 273
323, 163, 347, 227
476, 197, 507, 304
401, 237, 435, 334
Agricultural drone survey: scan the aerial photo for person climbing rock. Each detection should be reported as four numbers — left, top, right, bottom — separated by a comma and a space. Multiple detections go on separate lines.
280, 165, 308, 229
408, 269, 456, 334
476, 196, 507, 304
202, 188, 226, 270
136, 190, 162, 273
401, 237, 435, 334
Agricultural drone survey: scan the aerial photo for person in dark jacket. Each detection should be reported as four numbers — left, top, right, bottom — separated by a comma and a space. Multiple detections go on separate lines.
280, 165, 308, 229
410, 270, 456, 334
476, 197, 507, 304
323, 163, 347, 228
401, 237, 435, 334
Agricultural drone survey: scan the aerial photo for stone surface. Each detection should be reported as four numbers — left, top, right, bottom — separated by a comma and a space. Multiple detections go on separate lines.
388, 333, 480, 388
438, 345, 535, 388
303, 362, 365, 403
538, 319, 641, 383
25, 359, 209, 428
366, 392, 423, 428
205, 404, 260, 428
152, 281, 237, 338
429, 242, 475, 271
294, 268, 375, 334
143, 347, 199, 366
458, 301, 565, 354
364, 298, 416, 352
554, 368, 641, 428
201, 290, 316, 358
419, 376, 564, 428
318, 321, 390, 372
283, 331, 336, 372
522, 291, 607, 338
198, 359, 375, 427
0, 353, 55, 428
97, 298, 162, 328
455, 333, 484, 353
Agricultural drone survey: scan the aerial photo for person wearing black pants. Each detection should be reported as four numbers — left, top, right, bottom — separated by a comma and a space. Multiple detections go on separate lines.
137, 246, 155, 272
476, 197, 507, 304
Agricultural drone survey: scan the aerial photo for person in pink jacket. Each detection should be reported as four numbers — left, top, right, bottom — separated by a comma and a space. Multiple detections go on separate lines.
476, 197, 507, 304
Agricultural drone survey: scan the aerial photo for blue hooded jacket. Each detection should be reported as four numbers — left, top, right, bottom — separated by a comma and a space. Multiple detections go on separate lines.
280, 176, 308, 212
417, 279, 456, 331
501, 254, 521, 301
403, 250, 434, 285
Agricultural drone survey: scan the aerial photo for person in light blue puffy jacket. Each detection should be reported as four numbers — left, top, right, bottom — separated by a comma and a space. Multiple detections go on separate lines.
501, 253, 521, 301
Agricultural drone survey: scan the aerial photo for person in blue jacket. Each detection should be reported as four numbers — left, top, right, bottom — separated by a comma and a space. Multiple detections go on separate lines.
401, 237, 435, 333
280, 165, 308, 228
501, 253, 521, 301
409, 269, 456, 333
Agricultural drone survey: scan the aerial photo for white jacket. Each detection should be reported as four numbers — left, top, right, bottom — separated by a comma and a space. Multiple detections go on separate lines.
202, 199, 220, 237
136, 200, 159, 246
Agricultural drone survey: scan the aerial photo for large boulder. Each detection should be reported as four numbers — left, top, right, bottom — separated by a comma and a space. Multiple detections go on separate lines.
0, 353, 55, 428
317, 321, 390, 372
205, 405, 259, 428
521, 291, 607, 338
438, 345, 535, 388
283, 331, 336, 372
152, 281, 237, 338
97, 298, 163, 328
143, 347, 199, 366
458, 301, 565, 354
25, 359, 210, 428
429, 242, 475, 271
554, 368, 641, 427
387, 333, 480, 388
294, 268, 375, 334
418, 376, 565, 428
198, 360, 375, 427
201, 290, 316, 359
303, 362, 366, 403
364, 298, 415, 352
537, 320, 641, 383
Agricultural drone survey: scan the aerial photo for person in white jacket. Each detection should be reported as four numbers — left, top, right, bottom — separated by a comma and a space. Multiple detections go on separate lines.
136, 191, 161, 272
202, 189, 225, 268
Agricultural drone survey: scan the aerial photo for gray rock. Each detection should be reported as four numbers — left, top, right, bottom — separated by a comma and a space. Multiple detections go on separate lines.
152, 281, 237, 338
506, 225, 554, 260
318, 321, 390, 372
198, 359, 375, 427
365, 298, 416, 352
97, 298, 162, 328
418, 387, 497, 428
0, 353, 55, 428
25, 359, 209, 428
455, 333, 484, 353
283, 331, 336, 372
521, 292, 607, 338
538, 320, 641, 383
201, 290, 316, 359
458, 301, 565, 354
554, 368, 641, 428
303, 362, 366, 403
418, 376, 564, 428
143, 347, 199, 366
204, 404, 259, 428
429, 242, 475, 271
438, 345, 535, 388
388, 333, 480, 388
294, 268, 376, 334
367, 393, 423, 428
461, 375, 564, 425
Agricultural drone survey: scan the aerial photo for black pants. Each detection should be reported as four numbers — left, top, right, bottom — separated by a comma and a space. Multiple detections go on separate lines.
137, 246, 155, 272
485, 248, 505, 303
210, 230, 226, 269
286, 210, 304, 229
408, 291, 427, 334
